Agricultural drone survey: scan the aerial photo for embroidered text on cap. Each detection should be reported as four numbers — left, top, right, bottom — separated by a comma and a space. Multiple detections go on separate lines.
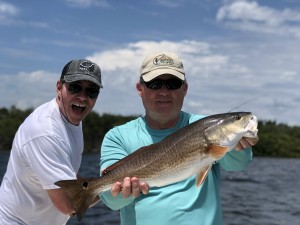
153, 54, 174, 66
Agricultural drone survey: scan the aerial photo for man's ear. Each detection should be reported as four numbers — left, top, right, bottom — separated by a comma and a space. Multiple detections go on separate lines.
56, 80, 63, 100
136, 82, 142, 97
57, 80, 63, 91
183, 82, 188, 97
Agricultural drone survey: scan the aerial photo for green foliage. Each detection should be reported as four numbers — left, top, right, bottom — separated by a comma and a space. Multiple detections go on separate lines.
82, 112, 138, 152
0, 106, 138, 153
0, 106, 33, 150
254, 121, 300, 157
1, 106, 300, 157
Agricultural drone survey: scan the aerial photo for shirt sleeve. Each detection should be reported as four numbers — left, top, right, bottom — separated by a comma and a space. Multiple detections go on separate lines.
217, 147, 253, 171
23, 135, 77, 189
100, 128, 136, 210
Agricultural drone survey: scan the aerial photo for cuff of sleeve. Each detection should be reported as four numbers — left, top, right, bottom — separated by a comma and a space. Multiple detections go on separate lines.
100, 190, 135, 210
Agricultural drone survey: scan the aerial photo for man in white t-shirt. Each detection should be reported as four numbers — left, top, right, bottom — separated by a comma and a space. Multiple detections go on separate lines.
0, 59, 103, 225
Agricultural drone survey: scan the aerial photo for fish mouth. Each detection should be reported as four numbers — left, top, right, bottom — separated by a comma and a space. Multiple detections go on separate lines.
243, 115, 258, 138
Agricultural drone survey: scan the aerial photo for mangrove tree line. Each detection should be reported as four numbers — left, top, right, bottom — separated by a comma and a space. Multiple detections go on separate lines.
0, 106, 299, 158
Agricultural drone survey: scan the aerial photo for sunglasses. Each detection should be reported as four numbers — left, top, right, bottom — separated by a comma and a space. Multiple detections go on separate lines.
140, 78, 184, 90
66, 83, 100, 99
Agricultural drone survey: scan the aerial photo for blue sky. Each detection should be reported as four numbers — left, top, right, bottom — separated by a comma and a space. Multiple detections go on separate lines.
0, 0, 299, 126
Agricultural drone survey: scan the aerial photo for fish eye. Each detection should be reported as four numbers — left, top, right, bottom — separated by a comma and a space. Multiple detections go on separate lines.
235, 116, 241, 120
102, 169, 108, 176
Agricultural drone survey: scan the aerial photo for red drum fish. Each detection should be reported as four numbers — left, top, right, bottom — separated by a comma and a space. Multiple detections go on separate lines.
55, 112, 259, 221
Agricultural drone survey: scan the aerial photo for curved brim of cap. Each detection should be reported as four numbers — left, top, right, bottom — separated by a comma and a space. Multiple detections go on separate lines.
63, 74, 103, 88
142, 68, 185, 82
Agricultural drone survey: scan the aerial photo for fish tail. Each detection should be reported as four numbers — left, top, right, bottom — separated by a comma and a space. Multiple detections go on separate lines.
55, 178, 99, 221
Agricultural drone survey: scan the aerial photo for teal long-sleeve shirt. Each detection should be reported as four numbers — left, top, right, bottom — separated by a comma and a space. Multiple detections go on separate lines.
100, 111, 252, 225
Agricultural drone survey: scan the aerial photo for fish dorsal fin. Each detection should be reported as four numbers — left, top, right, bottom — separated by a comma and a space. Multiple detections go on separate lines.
208, 144, 229, 160
196, 165, 211, 187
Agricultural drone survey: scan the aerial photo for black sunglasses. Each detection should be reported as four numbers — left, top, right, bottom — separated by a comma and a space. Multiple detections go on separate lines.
140, 78, 184, 90
66, 83, 100, 99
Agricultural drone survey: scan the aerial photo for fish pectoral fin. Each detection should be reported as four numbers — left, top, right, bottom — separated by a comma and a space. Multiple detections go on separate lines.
208, 144, 229, 160
196, 165, 211, 187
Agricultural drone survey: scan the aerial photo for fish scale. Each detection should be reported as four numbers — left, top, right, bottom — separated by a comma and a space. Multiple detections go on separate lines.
55, 111, 259, 221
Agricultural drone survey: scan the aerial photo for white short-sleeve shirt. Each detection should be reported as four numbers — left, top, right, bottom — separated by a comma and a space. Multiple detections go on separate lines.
0, 98, 83, 225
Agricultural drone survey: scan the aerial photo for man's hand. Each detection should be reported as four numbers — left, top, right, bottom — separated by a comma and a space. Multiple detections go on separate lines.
234, 137, 259, 150
111, 177, 149, 198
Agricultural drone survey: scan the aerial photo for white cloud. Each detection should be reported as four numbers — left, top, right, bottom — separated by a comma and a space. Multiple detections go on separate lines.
0, 71, 57, 109
0, 1, 18, 24
65, 0, 110, 7
0, 1, 48, 28
217, 0, 300, 38
153, 0, 186, 8
1, 39, 300, 126
88, 40, 212, 72
0, 1, 18, 15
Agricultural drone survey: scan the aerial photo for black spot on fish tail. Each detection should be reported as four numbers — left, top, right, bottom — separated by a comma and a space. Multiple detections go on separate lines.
55, 179, 98, 221
82, 181, 88, 189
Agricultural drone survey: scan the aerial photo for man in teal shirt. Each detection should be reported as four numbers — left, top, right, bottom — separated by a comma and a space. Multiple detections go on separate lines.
100, 52, 256, 225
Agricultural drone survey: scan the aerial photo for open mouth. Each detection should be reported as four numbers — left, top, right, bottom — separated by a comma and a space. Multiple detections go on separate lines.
243, 116, 258, 138
72, 104, 86, 113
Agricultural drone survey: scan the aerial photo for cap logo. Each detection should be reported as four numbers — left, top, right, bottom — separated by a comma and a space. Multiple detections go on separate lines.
153, 54, 174, 66
79, 60, 94, 74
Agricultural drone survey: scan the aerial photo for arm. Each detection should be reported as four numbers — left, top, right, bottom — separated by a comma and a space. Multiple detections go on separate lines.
48, 176, 101, 216
218, 137, 257, 171
100, 128, 149, 210
47, 189, 75, 215
101, 176, 148, 210
23, 136, 80, 214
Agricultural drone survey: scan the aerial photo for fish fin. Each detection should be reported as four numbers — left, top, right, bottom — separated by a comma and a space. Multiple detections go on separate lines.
196, 165, 211, 187
55, 178, 99, 221
208, 144, 229, 160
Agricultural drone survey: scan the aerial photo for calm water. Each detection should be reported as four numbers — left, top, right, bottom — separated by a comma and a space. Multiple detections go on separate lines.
1, 151, 299, 225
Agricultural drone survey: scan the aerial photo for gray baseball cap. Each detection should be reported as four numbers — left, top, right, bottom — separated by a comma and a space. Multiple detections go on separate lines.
60, 59, 103, 88
140, 52, 185, 82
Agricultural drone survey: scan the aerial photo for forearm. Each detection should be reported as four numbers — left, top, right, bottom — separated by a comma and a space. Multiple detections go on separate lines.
100, 128, 149, 210
47, 188, 75, 215
100, 190, 135, 210
218, 147, 253, 171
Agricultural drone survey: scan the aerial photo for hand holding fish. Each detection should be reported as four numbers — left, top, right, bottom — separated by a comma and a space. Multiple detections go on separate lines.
111, 177, 149, 198
234, 137, 259, 150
